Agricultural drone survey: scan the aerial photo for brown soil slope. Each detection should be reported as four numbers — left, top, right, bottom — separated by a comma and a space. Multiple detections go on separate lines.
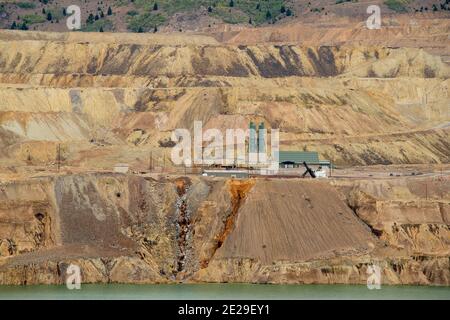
0, 39, 448, 79
215, 179, 375, 263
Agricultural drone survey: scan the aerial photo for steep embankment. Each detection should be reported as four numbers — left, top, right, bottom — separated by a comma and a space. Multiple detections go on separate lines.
0, 174, 179, 284
0, 174, 448, 285
0, 40, 448, 80
343, 177, 450, 256
0, 30, 448, 168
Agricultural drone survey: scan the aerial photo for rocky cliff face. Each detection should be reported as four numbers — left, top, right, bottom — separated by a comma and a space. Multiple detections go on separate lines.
0, 38, 448, 80
0, 174, 177, 284
0, 174, 448, 286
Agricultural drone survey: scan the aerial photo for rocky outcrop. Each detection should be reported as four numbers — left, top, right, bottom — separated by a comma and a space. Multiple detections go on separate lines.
194, 256, 450, 286
346, 178, 450, 256
0, 174, 448, 286
0, 38, 448, 80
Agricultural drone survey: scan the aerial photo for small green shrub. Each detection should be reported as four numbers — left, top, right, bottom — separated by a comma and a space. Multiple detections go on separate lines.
22, 14, 46, 24
384, 0, 410, 12
15, 2, 36, 9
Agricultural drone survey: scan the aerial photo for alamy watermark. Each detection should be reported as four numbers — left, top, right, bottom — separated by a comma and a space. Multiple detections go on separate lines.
171, 121, 279, 174
366, 5, 381, 30
66, 263, 82, 290
66, 5, 81, 30
366, 264, 382, 290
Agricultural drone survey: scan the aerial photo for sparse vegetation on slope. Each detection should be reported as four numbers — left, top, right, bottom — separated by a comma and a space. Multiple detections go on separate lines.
125, 0, 292, 30
384, 0, 411, 12
22, 14, 46, 25
1, 0, 449, 32
82, 18, 113, 32
126, 12, 167, 32
0, 0, 294, 32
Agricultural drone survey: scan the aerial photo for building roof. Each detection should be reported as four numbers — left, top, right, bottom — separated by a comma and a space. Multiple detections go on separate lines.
279, 151, 320, 164
203, 170, 249, 177
204, 170, 248, 174
114, 163, 130, 167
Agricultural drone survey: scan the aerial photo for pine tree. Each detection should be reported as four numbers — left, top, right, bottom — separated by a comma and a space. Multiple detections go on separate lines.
266, 10, 272, 20
10, 21, 17, 29
99, 27, 104, 32
87, 13, 94, 24
20, 22, 28, 30
47, 12, 52, 21
153, 3, 158, 11
286, 8, 292, 16
107, 6, 112, 15
280, 6, 286, 14
229, 0, 234, 8
208, 6, 212, 13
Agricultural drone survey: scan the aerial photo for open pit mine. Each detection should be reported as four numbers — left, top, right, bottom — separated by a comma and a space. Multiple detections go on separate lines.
0, 20, 449, 287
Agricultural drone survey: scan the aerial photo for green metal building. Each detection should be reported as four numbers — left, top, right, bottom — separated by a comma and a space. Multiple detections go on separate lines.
249, 122, 257, 154
278, 151, 331, 168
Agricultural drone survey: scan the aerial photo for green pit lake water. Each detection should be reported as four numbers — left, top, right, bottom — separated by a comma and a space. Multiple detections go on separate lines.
0, 284, 449, 300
